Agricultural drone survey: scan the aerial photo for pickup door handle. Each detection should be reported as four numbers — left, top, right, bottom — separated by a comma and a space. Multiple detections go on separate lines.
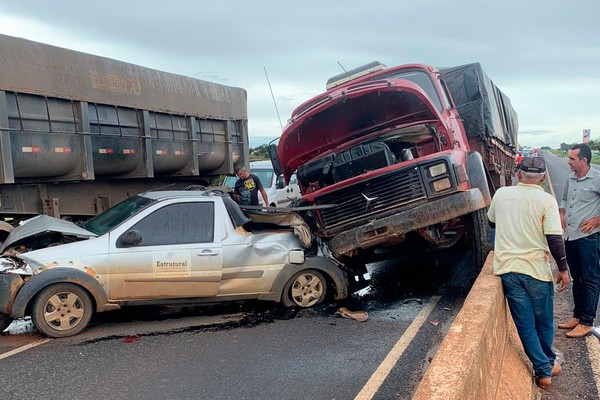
198, 249, 219, 256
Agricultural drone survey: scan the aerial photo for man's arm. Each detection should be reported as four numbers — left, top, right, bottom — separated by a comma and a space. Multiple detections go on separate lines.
546, 234, 570, 292
259, 188, 269, 206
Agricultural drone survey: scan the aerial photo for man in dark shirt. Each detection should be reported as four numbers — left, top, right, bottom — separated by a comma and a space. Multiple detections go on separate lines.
232, 166, 269, 206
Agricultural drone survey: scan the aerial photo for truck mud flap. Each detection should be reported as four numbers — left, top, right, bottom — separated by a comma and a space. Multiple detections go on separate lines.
329, 189, 486, 257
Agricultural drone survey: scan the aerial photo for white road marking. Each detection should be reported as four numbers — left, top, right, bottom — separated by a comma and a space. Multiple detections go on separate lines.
0, 339, 50, 360
355, 295, 441, 400
586, 336, 600, 395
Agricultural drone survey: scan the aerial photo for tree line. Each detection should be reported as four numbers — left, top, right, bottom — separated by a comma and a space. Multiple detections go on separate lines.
559, 140, 600, 152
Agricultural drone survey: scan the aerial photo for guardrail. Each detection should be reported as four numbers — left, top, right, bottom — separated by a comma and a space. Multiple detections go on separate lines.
413, 252, 540, 400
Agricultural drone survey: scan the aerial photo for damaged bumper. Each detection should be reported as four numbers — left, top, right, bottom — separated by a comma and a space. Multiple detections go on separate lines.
328, 189, 486, 257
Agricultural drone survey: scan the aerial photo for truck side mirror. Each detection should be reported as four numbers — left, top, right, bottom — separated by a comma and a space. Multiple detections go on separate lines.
276, 175, 285, 189
117, 229, 142, 247
268, 142, 282, 177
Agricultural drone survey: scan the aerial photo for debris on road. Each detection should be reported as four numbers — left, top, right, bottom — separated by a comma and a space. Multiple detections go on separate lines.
123, 335, 141, 343
336, 307, 369, 322
403, 298, 423, 305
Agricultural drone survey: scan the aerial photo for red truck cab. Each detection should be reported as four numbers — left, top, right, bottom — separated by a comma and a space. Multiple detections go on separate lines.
273, 62, 516, 274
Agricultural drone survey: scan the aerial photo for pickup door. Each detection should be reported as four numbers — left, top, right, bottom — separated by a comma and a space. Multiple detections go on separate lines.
107, 201, 223, 300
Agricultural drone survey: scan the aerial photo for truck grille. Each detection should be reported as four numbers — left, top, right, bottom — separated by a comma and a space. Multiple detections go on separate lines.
315, 167, 427, 233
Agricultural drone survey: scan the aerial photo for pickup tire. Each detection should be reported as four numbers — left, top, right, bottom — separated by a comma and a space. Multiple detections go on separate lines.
282, 270, 327, 308
31, 283, 93, 338
469, 208, 489, 269
0, 313, 13, 332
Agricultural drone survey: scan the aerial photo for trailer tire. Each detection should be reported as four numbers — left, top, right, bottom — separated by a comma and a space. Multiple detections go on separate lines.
0, 313, 13, 332
469, 208, 489, 270
0, 220, 14, 244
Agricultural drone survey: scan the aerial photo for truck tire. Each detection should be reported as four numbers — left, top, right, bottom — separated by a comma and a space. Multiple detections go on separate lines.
469, 208, 489, 270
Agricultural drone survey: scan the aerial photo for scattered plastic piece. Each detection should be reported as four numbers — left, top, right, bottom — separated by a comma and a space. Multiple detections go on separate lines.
429, 320, 439, 326
336, 307, 369, 322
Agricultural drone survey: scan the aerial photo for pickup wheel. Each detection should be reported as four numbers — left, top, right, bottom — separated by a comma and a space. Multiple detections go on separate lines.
0, 313, 13, 332
282, 270, 327, 308
31, 283, 93, 338
469, 208, 489, 270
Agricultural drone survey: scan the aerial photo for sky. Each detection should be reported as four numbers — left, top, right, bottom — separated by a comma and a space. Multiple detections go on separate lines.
0, 1, 598, 149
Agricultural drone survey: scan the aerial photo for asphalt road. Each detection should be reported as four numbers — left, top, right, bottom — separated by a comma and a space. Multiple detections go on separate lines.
0, 247, 476, 400
538, 150, 600, 399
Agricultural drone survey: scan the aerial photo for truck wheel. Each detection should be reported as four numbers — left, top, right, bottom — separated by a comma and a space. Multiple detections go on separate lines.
31, 283, 93, 338
0, 313, 13, 332
282, 270, 327, 308
469, 208, 489, 270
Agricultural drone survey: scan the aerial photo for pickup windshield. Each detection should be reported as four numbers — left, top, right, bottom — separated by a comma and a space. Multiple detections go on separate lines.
83, 195, 156, 235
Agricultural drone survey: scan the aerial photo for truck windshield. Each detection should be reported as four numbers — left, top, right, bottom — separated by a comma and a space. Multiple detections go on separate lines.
83, 195, 156, 236
374, 69, 444, 112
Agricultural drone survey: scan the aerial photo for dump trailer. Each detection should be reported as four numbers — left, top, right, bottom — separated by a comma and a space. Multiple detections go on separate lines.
0, 34, 248, 229
270, 61, 518, 277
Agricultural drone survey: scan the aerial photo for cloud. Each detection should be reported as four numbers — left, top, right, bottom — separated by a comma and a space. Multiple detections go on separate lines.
0, 0, 598, 148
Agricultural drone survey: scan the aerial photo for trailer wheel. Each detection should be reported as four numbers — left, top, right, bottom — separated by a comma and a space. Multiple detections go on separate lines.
0, 313, 13, 332
469, 208, 489, 270
0, 220, 14, 244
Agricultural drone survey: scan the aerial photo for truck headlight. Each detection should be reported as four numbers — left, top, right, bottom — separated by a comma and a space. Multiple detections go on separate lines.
433, 178, 452, 192
428, 163, 447, 177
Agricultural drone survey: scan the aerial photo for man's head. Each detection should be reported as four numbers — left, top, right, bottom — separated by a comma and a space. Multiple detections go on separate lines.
235, 166, 250, 179
568, 143, 592, 176
517, 156, 546, 184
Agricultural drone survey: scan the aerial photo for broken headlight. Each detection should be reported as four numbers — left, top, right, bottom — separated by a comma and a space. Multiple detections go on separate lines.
0, 256, 33, 275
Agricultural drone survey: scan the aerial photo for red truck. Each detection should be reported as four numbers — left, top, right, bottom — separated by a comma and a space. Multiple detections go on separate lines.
270, 62, 518, 282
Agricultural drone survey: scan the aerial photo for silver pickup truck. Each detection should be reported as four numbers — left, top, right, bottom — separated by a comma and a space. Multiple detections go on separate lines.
0, 190, 347, 338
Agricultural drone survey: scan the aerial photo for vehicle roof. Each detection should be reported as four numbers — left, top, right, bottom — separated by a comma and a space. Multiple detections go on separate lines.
139, 190, 223, 201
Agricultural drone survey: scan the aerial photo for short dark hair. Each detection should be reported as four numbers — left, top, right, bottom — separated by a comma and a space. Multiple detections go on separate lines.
234, 165, 247, 174
571, 143, 592, 165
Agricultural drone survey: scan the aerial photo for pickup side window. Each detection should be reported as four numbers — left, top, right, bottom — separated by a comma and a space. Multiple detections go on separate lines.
128, 202, 214, 246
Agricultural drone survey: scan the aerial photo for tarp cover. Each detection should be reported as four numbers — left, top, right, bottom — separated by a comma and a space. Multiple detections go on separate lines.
440, 63, 518, 147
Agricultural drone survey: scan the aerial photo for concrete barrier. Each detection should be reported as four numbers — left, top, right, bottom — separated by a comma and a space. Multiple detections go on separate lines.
413, 252, 540, 400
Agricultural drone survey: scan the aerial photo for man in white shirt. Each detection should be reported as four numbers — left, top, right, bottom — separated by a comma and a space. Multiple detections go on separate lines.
488, 156, 569, 390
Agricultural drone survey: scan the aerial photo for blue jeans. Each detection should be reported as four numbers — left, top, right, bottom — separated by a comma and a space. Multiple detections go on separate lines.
501, 273, 555, 378
565, 233, 600, 326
